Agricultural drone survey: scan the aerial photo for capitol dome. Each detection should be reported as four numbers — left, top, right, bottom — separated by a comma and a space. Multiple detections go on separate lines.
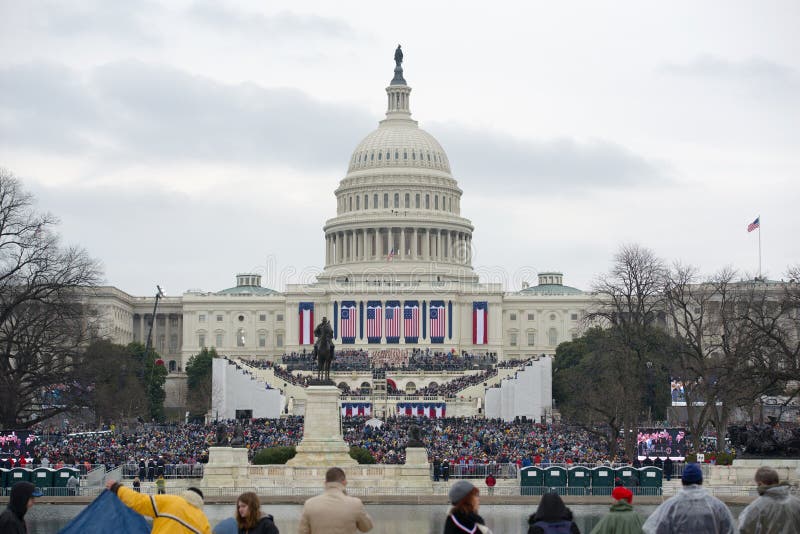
347, 122, 451, 174
318, 46, 477, 285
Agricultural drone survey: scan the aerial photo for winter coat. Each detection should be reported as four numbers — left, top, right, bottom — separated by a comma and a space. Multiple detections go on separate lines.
0, 481, 37, 534
588, 500, 644, 534
239, 515, 279, 534
738, 484, 800, 534
642, 485, 735, 534
527, 493, 580, 534
444, 509, 492, 534
115, 485, 212, 534
297, 482, 373, 534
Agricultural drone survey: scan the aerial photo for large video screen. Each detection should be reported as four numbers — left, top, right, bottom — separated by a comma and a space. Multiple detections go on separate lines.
636, 427, 686, 460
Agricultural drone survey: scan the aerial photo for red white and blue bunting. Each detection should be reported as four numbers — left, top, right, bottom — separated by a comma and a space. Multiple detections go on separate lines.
396, 402, 446, 418
341, 402, 372, 417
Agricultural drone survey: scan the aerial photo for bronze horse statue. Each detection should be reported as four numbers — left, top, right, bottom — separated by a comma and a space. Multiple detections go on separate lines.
316, 338, 334, 382
313, 317, 335, 382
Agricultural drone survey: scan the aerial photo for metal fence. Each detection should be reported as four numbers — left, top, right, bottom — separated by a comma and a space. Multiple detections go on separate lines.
431, 463, 518, 480
2, 484, 778, 499
120, 463, 205, 479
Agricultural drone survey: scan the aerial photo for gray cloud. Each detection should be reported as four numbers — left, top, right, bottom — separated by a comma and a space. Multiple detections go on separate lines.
432, 124, 669, 194
2, 60, 668, 195
186, 2, 355, 40
0, 60, 374, 170
661, 55, 799, 95
32, 0, 163, 44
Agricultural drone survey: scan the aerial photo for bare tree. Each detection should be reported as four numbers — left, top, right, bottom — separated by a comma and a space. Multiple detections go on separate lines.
587, 244, 672, 457
0, 169, 102, 428
664, 266, 787, 451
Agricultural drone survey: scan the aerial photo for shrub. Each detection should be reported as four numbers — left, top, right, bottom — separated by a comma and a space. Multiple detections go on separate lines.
714, 452, 734, 466
349, 446, 376, 464
252, 446, 296, 465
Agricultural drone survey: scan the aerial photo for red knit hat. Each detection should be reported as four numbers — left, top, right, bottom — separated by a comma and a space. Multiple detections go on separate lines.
612, 486, 633, 503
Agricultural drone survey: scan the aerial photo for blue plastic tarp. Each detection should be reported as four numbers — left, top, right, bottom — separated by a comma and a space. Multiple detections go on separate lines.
59, 490, 149, 534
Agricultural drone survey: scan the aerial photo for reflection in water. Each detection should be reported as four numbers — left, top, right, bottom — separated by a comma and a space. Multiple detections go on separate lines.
26, 503, 745, 534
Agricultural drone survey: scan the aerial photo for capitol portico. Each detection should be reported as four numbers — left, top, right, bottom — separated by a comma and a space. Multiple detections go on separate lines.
88, 49, 596, 420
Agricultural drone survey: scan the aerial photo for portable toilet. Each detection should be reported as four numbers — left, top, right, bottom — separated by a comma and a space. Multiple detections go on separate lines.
567, 466, 591, 495
543, 466, 568, 495
639, 466, 663, 496
591, 466, 614, 496
32, 467, 55, 490
520, 466, 545, 496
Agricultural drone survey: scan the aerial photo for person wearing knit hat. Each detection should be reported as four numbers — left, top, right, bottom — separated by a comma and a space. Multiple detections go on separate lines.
643, 463, 735, 534
588, 486, 643, 534
444, 481, 493, 534
105, 479, 212, 533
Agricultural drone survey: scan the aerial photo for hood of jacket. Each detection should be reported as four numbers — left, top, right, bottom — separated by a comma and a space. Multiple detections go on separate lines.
7, 481, 36, 520
609, 500, 635, 512
528, 493, 574, 523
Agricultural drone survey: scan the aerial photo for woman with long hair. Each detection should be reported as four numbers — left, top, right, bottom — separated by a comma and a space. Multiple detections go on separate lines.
235, 492, 279, 534
444, 481, 493, 534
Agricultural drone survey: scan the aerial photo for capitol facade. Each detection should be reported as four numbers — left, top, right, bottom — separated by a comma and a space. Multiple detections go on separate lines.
90, 51, 595, 416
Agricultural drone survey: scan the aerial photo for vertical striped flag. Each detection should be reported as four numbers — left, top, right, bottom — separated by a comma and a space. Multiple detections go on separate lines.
473, 302, 488, 345
340, 302, 356, 342
367, 301, 382, 342
298, 303, 314, 345
403, 302, 419, 342
430, 302, 446, 342
747, 217, 760, 232
385, 301, 401, 341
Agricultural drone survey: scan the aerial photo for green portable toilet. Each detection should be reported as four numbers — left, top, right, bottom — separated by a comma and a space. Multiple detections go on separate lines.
0, 468, 8, 489
639, 466, 663, 496
567, 466, 591, 495
55, 467, 80, 487
8, 467, 31, 485
32, 467, 54, 490
520, 466, 545, 496
543, 466, 568, 495
591, 466, 614, 496
615, 466, 637, 487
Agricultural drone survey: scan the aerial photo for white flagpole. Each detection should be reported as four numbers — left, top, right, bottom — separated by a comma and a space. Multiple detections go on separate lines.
758, 215, 762, 280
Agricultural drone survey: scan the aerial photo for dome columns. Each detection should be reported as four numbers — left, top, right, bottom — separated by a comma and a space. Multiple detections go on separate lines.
324, 227, 472, 267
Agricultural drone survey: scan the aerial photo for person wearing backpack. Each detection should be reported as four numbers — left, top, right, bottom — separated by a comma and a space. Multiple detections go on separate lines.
527, 492, 580, 534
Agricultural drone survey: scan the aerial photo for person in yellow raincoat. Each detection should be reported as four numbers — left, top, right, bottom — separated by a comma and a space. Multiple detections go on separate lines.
105, 479, 212, 534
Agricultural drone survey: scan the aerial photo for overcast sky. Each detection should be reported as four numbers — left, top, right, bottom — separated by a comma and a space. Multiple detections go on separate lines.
1, 0, 798, 296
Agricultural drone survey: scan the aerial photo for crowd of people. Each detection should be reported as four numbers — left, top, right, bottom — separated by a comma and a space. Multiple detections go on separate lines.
9, 418, 619, 472
276, 349, 500, 372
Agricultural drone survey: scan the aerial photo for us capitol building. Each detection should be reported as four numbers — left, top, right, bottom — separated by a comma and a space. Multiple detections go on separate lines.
90, 50, 594, 419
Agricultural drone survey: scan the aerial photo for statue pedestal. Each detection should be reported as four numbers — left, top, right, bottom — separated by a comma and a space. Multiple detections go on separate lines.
399, 447, 432, 492
287, 385, 356, 467
202, 447, 249, 487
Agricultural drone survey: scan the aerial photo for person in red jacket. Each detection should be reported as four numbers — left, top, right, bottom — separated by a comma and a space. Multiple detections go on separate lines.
485, 474, 497, 496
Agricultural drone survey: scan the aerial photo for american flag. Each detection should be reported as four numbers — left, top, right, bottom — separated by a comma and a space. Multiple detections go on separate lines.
430, 304, 446, 340
340, 304, 356, 340
404, 304, 419, 339
367, 303, 382, 341
747, 216, 760, 233
385, 303, 401, 339
387, 247, 396, 261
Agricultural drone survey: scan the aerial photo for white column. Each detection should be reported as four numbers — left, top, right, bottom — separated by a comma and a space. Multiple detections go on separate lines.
436, 230, 441, 261
400, 228, 406, 259
412, 228, 418, 259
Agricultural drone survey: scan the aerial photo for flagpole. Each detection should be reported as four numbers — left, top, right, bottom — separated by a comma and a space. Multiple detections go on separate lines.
758, 215, 762, 280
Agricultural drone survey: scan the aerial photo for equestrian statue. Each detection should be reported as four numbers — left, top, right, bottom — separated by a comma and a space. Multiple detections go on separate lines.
313, 316, 335, 382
